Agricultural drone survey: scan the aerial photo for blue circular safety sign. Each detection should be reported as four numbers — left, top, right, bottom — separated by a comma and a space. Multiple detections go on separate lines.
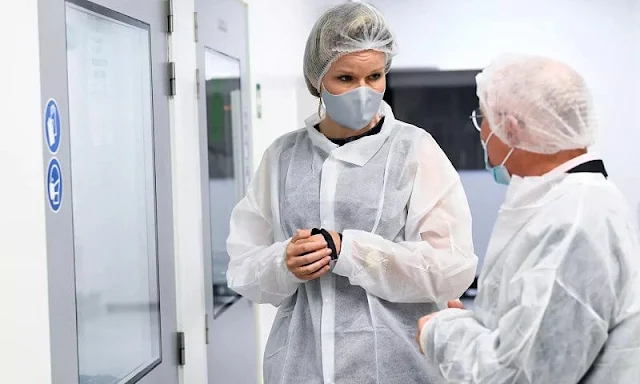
47, 157, 63, 212
44, 98, 61, 154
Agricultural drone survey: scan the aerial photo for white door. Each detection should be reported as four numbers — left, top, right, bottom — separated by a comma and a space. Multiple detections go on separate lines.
40, 0, 179, 383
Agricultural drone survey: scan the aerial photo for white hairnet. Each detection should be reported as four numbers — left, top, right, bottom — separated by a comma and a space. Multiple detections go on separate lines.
303, 2, 398, 97
476, 54, 596, 154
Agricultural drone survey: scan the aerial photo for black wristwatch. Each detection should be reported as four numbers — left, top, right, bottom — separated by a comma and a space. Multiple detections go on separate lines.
311, 228, 340, 260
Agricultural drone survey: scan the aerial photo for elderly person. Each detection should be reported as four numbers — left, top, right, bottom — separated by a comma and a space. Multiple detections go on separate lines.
417, 54, 640, 383
226, 3, 477, 383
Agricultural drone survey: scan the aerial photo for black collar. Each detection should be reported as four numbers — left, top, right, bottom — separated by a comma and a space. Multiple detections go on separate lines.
315, 116, 385, 146
566, 159, 608, 178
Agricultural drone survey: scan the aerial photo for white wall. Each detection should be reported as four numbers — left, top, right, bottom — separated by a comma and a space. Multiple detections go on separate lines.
248, 0, 339, 160
369, 0, 640, 268
0, 1, 53, 383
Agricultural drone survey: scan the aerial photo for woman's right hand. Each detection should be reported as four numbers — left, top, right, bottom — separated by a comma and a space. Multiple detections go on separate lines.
286, 229, 332, 281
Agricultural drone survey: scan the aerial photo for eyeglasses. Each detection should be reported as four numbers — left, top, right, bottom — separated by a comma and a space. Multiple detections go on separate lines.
470, 108, 483, 132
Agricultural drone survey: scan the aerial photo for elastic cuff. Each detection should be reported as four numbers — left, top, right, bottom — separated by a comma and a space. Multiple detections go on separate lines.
421, 308, 467, 360
312, 228, 338, 260
321, 229, 338, 260
332, 230, 357, 277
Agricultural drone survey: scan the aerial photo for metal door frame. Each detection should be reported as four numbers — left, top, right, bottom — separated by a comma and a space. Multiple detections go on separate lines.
194, 0, 254, 381
38, 0, 178, 382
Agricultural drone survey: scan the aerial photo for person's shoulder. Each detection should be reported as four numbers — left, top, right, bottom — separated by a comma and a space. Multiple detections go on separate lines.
537, 180, 640, 298
540, 179, 636, 248
264, 128, 308, 157
389, 118, 446, 155
551, 177, 628, 220
389, 119, 432, 144
579, 182, 636, 232
271, 128, 307, 148
390, 118, 430, 139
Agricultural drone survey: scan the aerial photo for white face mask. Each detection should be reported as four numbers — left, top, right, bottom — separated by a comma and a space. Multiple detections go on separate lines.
321, 86, 384, 130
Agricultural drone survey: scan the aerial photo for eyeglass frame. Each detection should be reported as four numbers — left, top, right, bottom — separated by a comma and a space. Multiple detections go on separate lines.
470, 108, 483, 132
469, 108, 526, 133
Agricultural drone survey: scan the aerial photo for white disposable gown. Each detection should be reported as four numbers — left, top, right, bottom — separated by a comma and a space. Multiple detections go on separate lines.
227, 102, 477, 384
420, 154, 640, 383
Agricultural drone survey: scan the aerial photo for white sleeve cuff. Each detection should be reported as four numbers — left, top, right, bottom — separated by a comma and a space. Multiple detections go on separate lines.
332, 230, 359, 277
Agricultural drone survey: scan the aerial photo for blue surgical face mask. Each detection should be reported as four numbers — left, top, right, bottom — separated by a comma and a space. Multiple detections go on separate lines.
481, 131, 514, 185
321, 86, 384, 130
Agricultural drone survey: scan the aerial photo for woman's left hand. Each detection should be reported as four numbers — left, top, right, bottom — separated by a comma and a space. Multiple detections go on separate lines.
327, 230, 341, 255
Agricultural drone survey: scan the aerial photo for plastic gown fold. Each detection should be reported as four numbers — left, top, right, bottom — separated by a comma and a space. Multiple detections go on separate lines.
420, 168, 640, 384
227, 102, 477, 383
